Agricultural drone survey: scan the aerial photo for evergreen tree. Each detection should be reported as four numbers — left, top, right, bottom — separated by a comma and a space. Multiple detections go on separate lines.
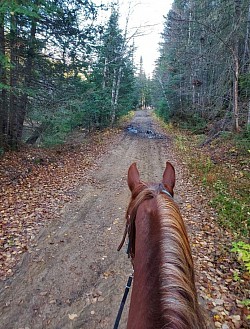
89, 6, 136, 126
154, 0, 250, 133
0, 0, 100, 150
135, 57, 152, 109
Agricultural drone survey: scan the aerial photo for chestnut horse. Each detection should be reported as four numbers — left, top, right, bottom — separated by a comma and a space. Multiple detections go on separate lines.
118, 162, 207, 329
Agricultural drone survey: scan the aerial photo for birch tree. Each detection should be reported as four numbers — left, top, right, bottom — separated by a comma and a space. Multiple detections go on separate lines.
91, 6, 135, 126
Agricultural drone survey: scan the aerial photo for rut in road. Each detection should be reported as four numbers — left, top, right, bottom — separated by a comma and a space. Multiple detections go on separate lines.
0, 110, 206, 329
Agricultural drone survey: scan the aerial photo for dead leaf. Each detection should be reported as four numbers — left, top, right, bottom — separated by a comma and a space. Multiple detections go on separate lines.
68, 313, 78, 320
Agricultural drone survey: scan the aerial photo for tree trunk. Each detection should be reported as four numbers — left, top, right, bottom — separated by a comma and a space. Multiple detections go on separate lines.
111, 68, 117, 125
114, 66, 122, 106
244, 3, 250, 129
247, 102, 250, 127
232, 0, 241, 133
8, 12, 19, 149
0, 12, 7, 150
233, 53, 240, 132
8, 9, 37, 149
18, 18, 37, 142
242, 2, 250, 72
102, 58, 108, 89
111, 66, 122, 125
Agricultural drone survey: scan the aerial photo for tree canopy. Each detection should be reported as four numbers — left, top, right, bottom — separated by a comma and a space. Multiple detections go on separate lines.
153, 0, 250, 134
0, 1, 136, 150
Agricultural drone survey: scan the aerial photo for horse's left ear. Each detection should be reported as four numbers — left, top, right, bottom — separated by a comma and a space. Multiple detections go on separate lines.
162, 161, 175, 196
127, 162, 140, 192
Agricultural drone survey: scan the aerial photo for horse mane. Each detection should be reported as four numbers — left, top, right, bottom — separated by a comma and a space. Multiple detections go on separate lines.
157, 195, 207, 328
126, 183, 208, 329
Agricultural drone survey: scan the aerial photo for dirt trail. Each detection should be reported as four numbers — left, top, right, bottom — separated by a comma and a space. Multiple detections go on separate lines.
0, 110, 247, 329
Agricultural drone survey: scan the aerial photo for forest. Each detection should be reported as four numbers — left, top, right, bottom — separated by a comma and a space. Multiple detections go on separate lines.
1, 0, 250, 150
152, 0, 250, 137
0, 1, 249, 327
0, 0, 137, 150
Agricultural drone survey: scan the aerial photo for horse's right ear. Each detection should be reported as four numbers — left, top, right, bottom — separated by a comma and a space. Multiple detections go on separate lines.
127, 163, 140, 192
162, 161, 175, 196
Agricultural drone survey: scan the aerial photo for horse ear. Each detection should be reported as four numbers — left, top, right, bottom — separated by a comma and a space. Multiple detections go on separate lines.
127, 163, 140, 192
162, 161, 175, 195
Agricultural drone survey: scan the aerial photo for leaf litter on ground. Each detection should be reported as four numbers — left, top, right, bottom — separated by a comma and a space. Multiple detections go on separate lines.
0, 124, 249, 328
0, 129, 120, 281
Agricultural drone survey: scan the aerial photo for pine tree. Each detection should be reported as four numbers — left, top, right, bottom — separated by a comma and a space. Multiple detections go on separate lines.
0, 0, 99, 150
154, 0, 250, 133
90, 6, 136, 126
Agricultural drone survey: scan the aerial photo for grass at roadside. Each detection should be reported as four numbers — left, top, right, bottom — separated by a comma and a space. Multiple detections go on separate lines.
117, 110, 135, 127
159, 120, 249, 238
156, 119, 250, 306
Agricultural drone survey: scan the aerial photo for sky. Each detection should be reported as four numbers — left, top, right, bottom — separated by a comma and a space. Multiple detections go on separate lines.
95, 0, 174, 76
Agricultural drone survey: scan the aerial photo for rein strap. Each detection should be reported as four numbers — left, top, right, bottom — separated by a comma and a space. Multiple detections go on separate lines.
113, 273, 133, 329
117, 223, 129, 252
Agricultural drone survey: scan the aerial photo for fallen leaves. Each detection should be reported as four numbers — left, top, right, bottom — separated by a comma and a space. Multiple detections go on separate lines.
0, 130, 120, 281
68, 313, 78, 320
102, 270, 115, 279
0, 119, 249, 329
179, 176, 250, 328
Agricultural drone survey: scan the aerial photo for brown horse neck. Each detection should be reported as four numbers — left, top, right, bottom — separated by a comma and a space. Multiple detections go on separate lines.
126, 193, 207, 329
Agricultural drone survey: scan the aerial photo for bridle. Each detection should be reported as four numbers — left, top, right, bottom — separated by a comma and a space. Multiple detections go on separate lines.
159, 183, 173, 198
117, 183, 173, 259
113, 183, 173, 329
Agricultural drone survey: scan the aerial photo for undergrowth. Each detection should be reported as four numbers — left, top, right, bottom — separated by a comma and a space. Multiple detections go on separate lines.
118, 110, 135, 126
156, 114, 250, 257
232, 241, 250, 272
156, 114, 250, 313
161, 122, 249, 238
